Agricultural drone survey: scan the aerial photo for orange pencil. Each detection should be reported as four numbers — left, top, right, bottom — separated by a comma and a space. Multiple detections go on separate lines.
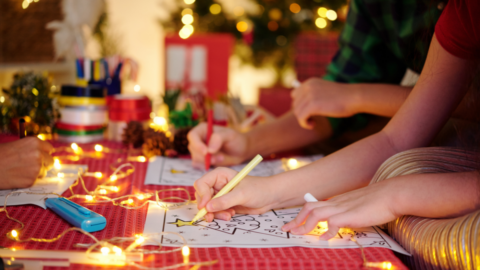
205, 109, 213, 171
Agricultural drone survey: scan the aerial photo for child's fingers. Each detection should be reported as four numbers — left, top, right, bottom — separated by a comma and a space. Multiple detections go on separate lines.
282, 202, 327, 232
205, 212, 215, 222
295, 103, 315, 130
193, 168, 234, 209
319, 223, 341, 241
289, 206, 339, 235
205, 186, 246, 213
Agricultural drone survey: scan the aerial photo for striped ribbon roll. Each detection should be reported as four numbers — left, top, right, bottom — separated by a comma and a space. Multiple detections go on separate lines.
61, 85, 106, 98
56, 122, 105, 131
56, 128, 105, 136
58, 96, 106, 106
57, 134, 105, 143
60, 107, 107, 126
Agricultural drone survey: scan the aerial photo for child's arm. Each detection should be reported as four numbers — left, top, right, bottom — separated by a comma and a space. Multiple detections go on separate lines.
194, 34, 472, 220
282, 170, 480, 240
291, 78, 413, 129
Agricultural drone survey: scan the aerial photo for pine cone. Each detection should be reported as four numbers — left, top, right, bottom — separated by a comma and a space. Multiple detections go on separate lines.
173, 127, 191, 155
122, 121, 145, 148
142, 128, 172, 158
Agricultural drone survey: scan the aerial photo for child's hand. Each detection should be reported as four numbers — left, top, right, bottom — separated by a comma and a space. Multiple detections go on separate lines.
188, 123, 250, 167
291, 78, 358, 129
0, 137, 54, 190
281, 180, 400, 240
194, 167, 277, 222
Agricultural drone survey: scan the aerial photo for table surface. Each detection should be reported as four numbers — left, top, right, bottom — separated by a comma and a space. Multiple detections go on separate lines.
0, 138, 408, 270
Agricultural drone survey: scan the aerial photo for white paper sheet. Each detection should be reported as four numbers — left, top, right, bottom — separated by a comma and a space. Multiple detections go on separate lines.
142, 202, 409, 255
144, 155, 323, 186
0, 165, 87, 209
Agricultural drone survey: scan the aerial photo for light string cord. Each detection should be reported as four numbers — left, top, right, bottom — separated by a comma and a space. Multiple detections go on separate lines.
2, 143, 217, 269
351, 236, 393, 270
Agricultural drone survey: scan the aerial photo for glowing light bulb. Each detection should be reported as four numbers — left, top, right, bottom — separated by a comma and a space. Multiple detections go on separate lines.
112, 186, 119, 192
289, 3, 301, 13
137, 156, 147, 162
184, 0, 195, 4
318, 221, 328, 230
112, 246, 122, 256
127, 199, 134, 204
54, 159, 61, 170
110, 175, 118, 181
236, 21, 248, 32
317, 7, 328, 17
154, 117, 167, 126
210, 4, 221, 14
71, 143, 79, 151
94, 144, 103, 152
182, 246, 190, 257
179, 25, 194, 39
315, 18, 327, 29
182, 8, 193, 16
137, 194, 145, 200
364, 262, 393, 270
99, 189, 107, 195
182, 14, 194, 25
86, 195, 94, 201
288, 158, 298, 168
326, 10, 337, 21
37, 134, 46, 141
11, 230, 18, 238
135, 236, 145, 244
100, 247, 110, 256
94, 172, 103, 179
57, 172, 65, 178
133, 84, 141, 92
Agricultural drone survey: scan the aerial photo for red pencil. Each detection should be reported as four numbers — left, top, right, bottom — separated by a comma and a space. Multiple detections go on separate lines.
205, 109, 213, 171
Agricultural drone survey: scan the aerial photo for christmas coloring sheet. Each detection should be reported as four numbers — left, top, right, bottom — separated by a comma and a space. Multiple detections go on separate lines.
144, 155, 323, 186
0, 165, 87, 209
143, 202, 409, 255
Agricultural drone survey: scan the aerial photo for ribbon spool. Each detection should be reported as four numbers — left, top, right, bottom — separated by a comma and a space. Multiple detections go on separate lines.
59, 107, 108, 126
61, 85, 106, 98
107, 95, 151, 141
108, 95, 151, 122
58, 96, 106, 106
56, 122, 105, 131
57, 134, 105, 143
56, 128, 105, 136
109, 94, 150, 110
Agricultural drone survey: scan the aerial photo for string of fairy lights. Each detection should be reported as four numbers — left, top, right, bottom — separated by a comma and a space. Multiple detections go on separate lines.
1, 142, 393, 269
177, 0, 341, 39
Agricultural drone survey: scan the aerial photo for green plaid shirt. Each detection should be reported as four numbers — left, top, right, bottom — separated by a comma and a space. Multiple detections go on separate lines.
323, 0, 443, 134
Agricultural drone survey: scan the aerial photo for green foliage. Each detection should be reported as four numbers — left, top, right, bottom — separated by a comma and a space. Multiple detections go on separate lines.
1, 72, 59, 134
169, 103, 199, 129
163, 89, 182, 113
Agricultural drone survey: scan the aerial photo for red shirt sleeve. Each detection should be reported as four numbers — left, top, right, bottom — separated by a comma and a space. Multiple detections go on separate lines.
435, 0, 480, 59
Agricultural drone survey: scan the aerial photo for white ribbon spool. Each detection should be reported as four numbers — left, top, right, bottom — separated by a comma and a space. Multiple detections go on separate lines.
60, 107, 107, 126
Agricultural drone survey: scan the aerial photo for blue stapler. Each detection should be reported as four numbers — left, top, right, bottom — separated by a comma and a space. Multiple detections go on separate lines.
45, 197, 107, 232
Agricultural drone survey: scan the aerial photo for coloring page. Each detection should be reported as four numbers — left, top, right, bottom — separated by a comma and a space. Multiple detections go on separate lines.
144, 155, 323, 186
0, 165, 87, 209
143, 202, 409, 255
